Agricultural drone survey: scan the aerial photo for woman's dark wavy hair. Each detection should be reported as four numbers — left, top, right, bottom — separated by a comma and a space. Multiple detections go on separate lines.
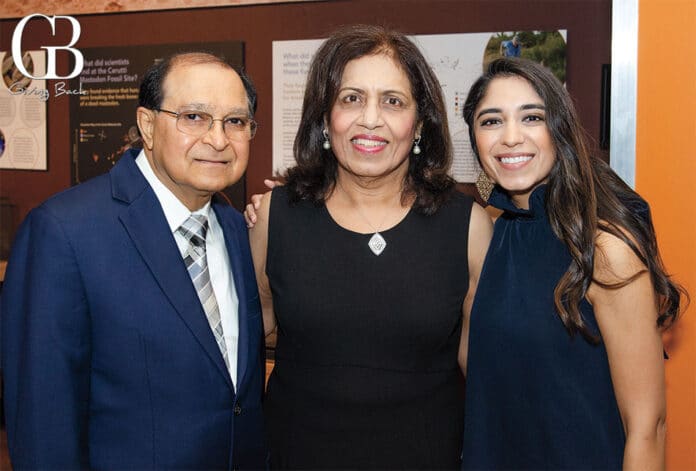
463, 57, 685, 340
285, 24, 455, 215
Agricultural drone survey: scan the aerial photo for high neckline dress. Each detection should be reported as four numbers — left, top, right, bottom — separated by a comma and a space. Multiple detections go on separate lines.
461, 185, 625, 470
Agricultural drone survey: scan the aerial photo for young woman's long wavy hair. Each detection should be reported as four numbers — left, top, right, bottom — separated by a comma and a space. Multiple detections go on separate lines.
284, 24, 455, 215
463, 58, 685, 340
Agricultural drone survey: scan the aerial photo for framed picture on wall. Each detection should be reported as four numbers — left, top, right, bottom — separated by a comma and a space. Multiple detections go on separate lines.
0, 50, 48, 171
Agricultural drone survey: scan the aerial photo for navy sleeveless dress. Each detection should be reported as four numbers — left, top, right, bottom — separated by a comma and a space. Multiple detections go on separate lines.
461, 185, 625, 470
265, 186, 473, 469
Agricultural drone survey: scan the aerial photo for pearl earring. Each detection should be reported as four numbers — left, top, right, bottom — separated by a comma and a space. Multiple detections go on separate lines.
412, 136, 422, 155
322, 129, 331, 150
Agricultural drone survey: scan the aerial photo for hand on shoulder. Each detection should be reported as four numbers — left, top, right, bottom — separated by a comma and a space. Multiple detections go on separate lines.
244, 179, 282, 228
248, 190, 273, 234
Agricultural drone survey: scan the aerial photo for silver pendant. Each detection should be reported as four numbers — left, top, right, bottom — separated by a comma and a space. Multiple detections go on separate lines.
368, 232, 386, 256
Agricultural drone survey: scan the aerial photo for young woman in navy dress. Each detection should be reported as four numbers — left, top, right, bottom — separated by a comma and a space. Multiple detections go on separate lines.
460, 58, 686, 470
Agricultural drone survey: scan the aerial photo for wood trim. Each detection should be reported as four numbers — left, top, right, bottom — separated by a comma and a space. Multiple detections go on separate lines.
0, 0, 319, 20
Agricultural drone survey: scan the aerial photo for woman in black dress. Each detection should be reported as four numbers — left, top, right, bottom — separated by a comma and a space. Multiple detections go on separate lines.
249, 25, 492, 469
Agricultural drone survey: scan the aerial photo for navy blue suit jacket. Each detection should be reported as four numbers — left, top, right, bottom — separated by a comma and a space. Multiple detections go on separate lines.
1, 150, 266, 470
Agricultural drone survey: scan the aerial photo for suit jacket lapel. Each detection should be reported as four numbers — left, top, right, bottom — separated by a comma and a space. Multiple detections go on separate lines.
112, 152, 234, 391
214, 204, 251, 391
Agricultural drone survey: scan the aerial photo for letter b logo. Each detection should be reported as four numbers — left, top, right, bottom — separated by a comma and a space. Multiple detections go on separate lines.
11, 14, 84, 80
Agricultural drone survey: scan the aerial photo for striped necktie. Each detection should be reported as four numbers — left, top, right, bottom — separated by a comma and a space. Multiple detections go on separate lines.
178, 214, 229, 369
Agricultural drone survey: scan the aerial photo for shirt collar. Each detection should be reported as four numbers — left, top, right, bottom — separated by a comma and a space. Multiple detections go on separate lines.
134, 149, 211, 233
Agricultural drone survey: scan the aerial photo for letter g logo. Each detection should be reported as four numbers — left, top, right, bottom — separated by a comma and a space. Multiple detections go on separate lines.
11, 14, 84, 80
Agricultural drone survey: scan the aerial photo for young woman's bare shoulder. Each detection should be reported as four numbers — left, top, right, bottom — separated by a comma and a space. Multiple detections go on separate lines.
593, 228, 646, 285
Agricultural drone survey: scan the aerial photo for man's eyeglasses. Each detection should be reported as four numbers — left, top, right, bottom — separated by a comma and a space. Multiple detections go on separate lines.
156, 108, 257, 142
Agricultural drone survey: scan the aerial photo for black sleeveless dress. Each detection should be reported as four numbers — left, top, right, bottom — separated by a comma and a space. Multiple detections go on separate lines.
265, 186, 473, 469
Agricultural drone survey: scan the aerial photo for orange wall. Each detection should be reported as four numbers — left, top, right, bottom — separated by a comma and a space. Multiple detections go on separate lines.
636, 1, 696, 469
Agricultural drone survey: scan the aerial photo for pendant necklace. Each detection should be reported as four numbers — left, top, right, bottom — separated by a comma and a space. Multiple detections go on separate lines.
358, 210, 388, 256
338, 181, 393, 256
367, 231, 387, 256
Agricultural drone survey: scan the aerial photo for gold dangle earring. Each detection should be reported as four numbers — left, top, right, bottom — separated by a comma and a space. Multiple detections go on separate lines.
475, 170, 495, 202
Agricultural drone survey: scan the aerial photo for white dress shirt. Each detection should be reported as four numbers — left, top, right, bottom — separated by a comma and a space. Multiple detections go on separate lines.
135, 150, 239, 386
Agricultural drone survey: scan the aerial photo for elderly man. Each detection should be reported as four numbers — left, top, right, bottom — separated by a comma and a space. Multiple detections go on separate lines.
1, 52, 266, 470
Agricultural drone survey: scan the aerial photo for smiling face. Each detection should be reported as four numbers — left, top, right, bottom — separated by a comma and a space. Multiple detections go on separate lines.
328, 53, 421, 184
473, 75, 556, 208
137, 60, 251, 210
